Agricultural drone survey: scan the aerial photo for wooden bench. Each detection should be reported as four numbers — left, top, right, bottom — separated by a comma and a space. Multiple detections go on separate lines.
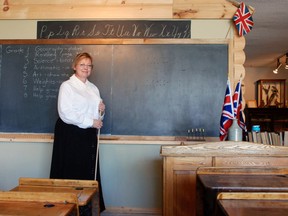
196, 167, 288, 216
215, 192, 288, 216
12, 177, 99, 216
0, 191, 78, 216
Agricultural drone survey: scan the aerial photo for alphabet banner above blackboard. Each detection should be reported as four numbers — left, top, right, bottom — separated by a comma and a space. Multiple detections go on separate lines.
37, 20, 191, 39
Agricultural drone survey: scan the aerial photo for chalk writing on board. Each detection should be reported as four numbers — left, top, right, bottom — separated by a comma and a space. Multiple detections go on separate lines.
37, 20, 191, 39
22, 46, 29, 98
3, 45, 86, 101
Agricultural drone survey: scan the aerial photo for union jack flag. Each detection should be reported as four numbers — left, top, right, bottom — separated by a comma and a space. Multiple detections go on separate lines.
219, 80, 234, 141
233, 80, 247, 131
233, 2, 254, 36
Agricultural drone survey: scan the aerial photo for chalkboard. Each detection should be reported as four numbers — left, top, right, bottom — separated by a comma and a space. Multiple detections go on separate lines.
0, 44, 228, 136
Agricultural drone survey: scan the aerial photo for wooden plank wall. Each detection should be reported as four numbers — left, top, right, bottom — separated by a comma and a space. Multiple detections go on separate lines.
1, 0, 237, 19
0, 0, 246, 96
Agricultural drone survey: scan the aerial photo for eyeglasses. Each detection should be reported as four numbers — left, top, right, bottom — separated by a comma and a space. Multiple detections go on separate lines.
78, 64, 93, 69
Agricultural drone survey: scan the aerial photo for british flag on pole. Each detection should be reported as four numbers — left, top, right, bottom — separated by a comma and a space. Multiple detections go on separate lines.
233, 2, 254, 36
233, 79, 247, 131
219, 80, 234, 141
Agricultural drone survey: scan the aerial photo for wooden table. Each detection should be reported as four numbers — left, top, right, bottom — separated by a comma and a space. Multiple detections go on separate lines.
13, 185, 96, 206
0, 191, 77, 216
0, 200, 76, 216
215, 192, 288, 216
196, 174, 288, 216
11, 178, 99, 216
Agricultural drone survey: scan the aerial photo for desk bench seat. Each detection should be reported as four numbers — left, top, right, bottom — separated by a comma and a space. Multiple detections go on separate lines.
196, 167, 288, 216
0, 191, 78, 216
11, 177, 99, 216
215, 192, 288, 216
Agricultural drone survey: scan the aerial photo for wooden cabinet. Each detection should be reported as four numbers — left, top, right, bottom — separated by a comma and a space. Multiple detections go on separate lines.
160, 141, 288, 216
163, 157, 212, 216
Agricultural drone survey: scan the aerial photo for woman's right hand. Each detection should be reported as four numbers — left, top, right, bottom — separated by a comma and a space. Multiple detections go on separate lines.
93, 119, 103, 129
99, 101, 105, 114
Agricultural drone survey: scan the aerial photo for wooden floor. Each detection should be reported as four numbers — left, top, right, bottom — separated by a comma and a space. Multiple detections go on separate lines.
100, 209, 161, 216
101, 212, 161, 216
101, 213, 161, 216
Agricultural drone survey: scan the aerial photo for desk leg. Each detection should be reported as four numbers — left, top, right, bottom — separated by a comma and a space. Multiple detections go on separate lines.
91, 191, 100, 216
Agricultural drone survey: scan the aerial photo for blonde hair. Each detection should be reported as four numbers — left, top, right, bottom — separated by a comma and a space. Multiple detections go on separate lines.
72, 52, 93, 71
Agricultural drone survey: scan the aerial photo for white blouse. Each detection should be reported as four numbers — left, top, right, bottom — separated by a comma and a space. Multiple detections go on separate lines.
58, 74, 102, 129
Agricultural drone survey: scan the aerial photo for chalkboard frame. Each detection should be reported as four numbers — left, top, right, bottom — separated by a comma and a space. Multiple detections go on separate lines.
0, 38, 232, 141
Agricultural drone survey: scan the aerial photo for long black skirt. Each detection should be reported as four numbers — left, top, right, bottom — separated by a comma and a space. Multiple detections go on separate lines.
50, 118, 105, 213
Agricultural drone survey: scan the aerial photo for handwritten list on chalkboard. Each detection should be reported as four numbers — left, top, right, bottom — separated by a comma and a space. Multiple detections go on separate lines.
3, 45, 80, 100
37, 20, 191, 39
0, 44, 109, 133
0, 43, 228, 136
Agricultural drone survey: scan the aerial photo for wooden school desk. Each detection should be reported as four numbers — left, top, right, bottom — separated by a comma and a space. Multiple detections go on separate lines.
11, 177, 99, 216
196, 172, 288, 216
215, 192, 288, 216
0, 191, 78, 216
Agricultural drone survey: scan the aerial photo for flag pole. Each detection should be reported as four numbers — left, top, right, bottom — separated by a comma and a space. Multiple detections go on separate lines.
226, 0, 255, 14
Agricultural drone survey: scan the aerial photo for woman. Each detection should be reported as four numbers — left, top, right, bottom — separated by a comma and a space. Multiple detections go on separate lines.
50, 52, 105, 213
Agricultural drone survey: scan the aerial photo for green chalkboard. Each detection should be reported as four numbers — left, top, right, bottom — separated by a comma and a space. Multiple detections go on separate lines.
0, 43, 228, 136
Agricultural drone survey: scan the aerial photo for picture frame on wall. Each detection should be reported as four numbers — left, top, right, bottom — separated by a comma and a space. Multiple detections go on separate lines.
257, 79, 286, 108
